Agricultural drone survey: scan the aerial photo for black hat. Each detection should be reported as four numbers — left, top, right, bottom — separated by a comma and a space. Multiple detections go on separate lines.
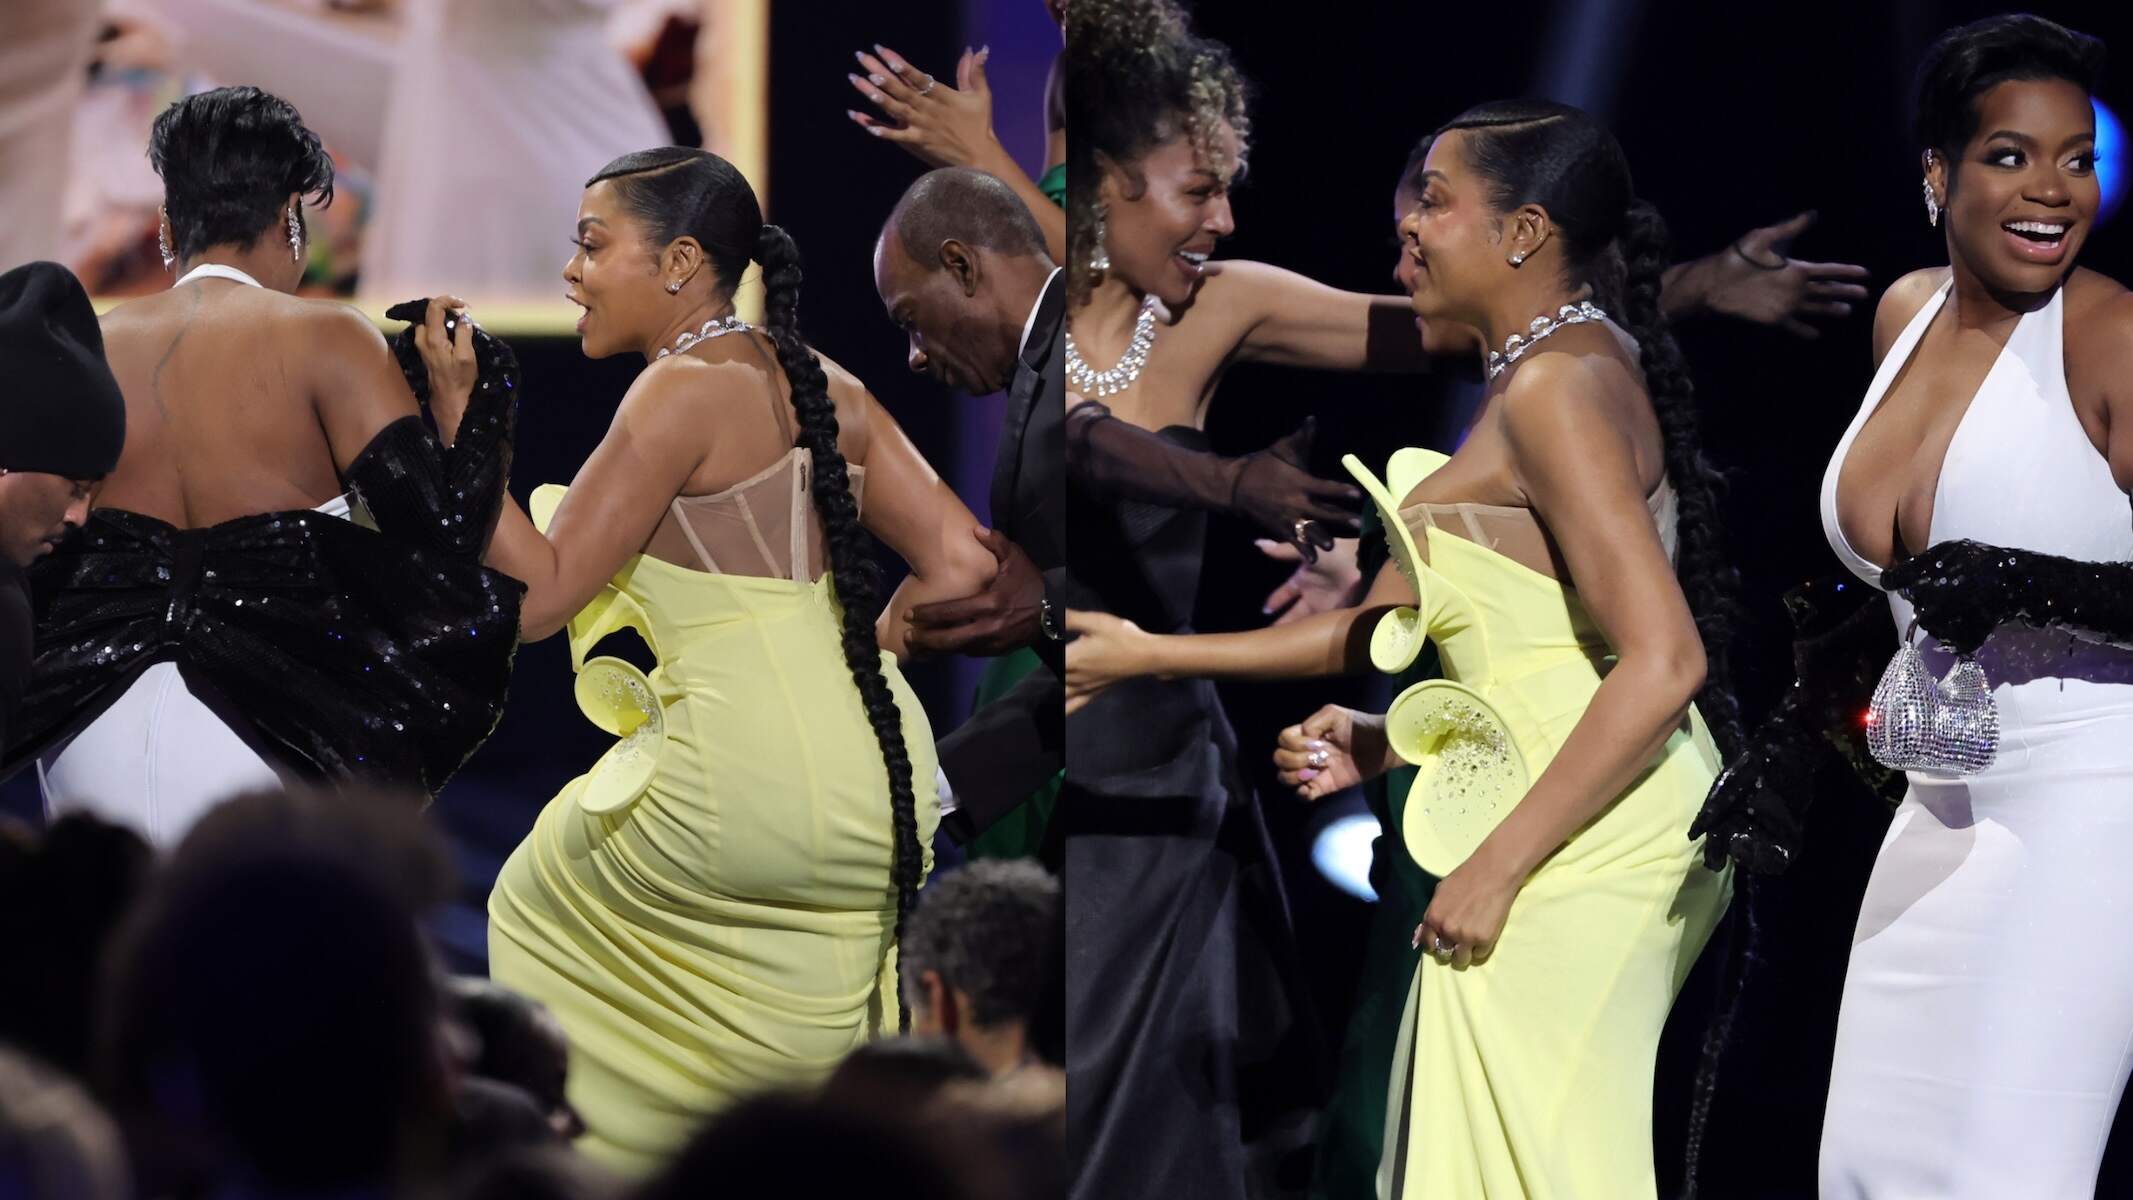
0, 262, 126, 478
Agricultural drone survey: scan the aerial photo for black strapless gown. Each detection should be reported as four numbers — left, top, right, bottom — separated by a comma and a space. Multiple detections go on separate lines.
6, 331, 524, 798
1063, 426, 1321, 1200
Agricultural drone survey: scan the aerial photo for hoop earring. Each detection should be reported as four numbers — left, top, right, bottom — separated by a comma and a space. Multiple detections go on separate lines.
287, 206, 303, 262
1090, 206, 1111, 274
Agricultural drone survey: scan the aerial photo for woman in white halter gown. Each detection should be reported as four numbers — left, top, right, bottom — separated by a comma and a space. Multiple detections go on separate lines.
1814, 20, 2133, 1191
1818, 266, 2133, 1196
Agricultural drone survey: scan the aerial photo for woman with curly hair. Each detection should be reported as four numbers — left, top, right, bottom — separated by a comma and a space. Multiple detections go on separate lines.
467, 147, 997, 1172
1069, 94, 1743, 1197
1055, 1, 1430, 1194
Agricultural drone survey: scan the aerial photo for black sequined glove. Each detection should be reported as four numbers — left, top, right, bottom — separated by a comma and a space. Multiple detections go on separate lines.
342, 299, 520, 559
1883, 538, 2133, 657
1064, 402, 1361, 559
1688, 577, 1905, 874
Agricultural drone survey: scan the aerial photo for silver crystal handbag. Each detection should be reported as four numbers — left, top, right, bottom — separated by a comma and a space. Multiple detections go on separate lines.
1865, 621, 2000, 776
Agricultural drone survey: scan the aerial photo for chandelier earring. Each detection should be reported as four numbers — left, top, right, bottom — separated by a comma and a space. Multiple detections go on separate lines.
1091, 206, 1111, 274
287, 206, 304, 261
157, 211, 175, 272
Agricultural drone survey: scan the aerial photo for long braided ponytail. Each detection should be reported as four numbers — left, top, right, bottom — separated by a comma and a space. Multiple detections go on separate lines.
754, 223, 924, 1031
589, 148, 923, 1031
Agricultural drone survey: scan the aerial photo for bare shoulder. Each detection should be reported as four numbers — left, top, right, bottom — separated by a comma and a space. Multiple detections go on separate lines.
1173, 259, 1294, 325
625, 344, 764, 415
1871, 267, 1950, 363
1186, 259, 1288, 310
2061, 268, 2133, 379
810, 346, 869, 398
2061, 266, 2133, 333
92, 293, 161, 353
292, 297, 392, 358
1496, 341, 1637, 450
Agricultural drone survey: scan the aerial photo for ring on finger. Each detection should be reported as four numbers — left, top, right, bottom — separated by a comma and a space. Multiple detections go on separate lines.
1306, 749, 1329, 769
1430, 934, 1455, 957
918, 75, 937, 96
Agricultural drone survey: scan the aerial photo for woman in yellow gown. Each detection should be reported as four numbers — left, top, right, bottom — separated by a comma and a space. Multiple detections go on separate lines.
1065, 100, 1739, 1197
421, 148, 997, 1172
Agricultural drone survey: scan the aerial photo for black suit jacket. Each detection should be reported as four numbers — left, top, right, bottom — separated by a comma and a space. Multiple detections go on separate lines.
935, 270, 1066, 843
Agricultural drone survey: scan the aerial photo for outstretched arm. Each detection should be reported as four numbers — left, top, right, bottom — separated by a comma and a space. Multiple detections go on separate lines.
1065, 399, 1362, 553
1660, 211, 1870, 338
847, 44, 1066, 263
475, 362, 713, 641
1064, 553, 1412, 714
1206, 260, 1433, 373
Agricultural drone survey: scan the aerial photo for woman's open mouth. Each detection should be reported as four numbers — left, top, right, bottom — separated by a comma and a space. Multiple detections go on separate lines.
2001, 218, 2072, 263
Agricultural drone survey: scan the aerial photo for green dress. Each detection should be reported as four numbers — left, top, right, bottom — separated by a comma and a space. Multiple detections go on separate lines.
960, 647, 1061, 861
1038, 162, 1067, 209
1312, 503, 1439, 1200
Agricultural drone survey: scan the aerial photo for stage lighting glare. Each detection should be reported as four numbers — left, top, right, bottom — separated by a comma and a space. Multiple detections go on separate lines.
1312, 813, 1382, 903
2097, 99, 2125, 227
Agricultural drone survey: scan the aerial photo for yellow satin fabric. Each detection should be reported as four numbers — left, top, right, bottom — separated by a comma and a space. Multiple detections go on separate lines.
1351, 450, 1731, 1200
489, 484, 939, 1174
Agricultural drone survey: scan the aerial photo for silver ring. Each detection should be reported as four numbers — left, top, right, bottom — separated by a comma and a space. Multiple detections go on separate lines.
1293, 517, 1316, 544
1431, 935, 1455, 956
919, 75, 937, 96
1306, 749, 1329, 770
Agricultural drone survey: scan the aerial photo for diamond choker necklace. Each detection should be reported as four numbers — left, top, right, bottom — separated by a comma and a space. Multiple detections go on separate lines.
1485, 300, 1609, 381
658, 314, 751, 359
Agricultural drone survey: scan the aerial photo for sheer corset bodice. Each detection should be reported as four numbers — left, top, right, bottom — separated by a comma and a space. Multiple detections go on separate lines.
647, 449, 865, 583
1399, 479, 1677, 583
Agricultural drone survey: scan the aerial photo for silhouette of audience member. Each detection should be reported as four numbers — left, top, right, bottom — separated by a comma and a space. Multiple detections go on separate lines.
898, 860, 1062, 1077
0, 1046, 129, 1200
0, 815, 152, 1080
95, 787, 456, 1198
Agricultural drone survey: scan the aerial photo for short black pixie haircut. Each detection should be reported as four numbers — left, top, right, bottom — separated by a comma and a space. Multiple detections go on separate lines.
148, 86, 334, 260
1914, 14, 2106, 158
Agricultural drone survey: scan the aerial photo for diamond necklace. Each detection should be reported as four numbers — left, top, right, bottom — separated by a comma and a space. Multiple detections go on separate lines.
657, 313, 751, 359
1485, 300, 1610, 381
1065, 294, 1159, 398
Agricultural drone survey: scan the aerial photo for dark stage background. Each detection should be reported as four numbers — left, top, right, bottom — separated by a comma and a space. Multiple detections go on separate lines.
1179, 2, 2133, 1197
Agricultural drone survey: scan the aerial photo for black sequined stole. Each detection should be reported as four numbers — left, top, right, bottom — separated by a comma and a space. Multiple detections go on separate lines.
5, 307, 526, 796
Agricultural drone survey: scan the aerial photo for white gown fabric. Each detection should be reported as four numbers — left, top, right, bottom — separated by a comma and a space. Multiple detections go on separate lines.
357, 0, 669, 303
0, 0, 102, 272
1817, 279, 2133, 1198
